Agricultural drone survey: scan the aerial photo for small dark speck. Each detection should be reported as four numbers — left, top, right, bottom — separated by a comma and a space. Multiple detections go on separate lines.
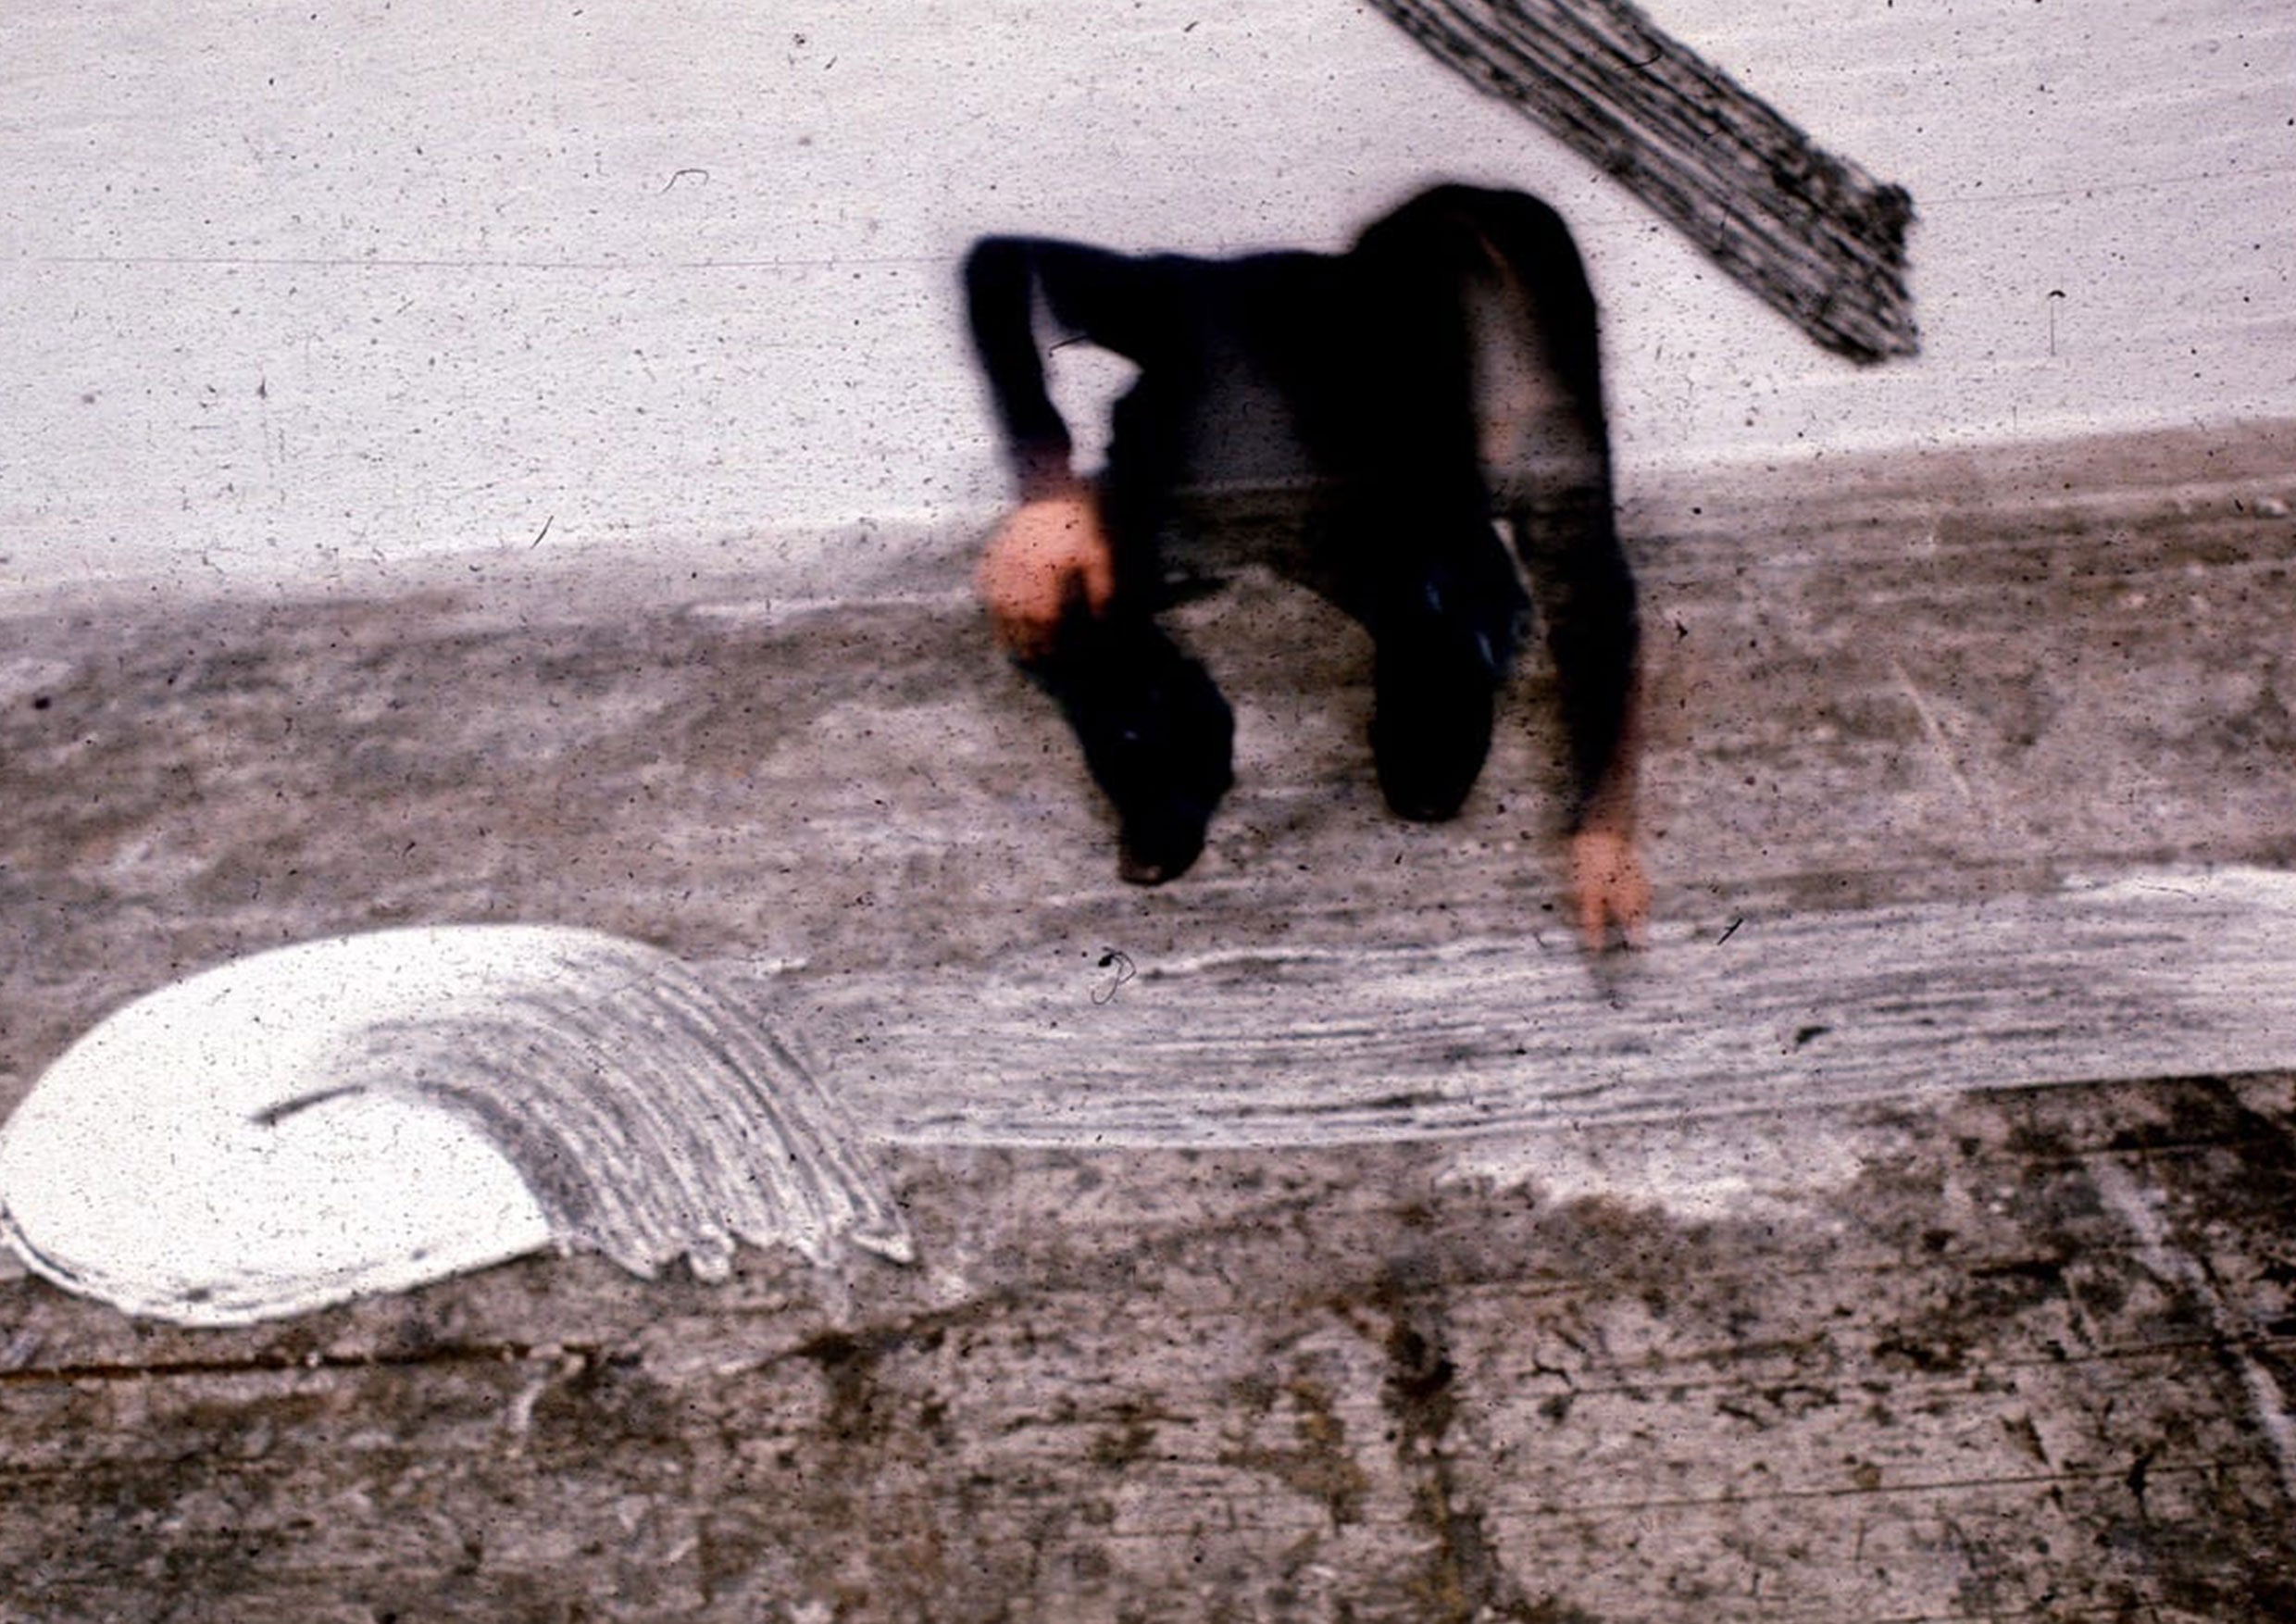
1793, 1024, 1831, 1047
1092, 948, 1137, 1006
1715, 917, 1742, 943
31, 695, 51, 711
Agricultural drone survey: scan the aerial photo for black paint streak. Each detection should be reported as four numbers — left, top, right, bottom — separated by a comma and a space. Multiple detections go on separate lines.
1368, 0, 1918, 361
1093, 949, 1138, 1006
249, 1082, 368, 1127
1376, 1263, 1596, 1621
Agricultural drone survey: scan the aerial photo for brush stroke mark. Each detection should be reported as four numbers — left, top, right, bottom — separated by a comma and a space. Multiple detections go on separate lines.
0, 927, 911, 1326
792, 867, 2296, 1147
1369, 0, 1918, 360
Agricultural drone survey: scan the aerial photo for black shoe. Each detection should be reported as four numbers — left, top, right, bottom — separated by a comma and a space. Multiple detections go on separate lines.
1371, 627, 1499, 822
1028, 611, 1237, 885
1117, 824, 1204, 886
1107, 701, 1232, 884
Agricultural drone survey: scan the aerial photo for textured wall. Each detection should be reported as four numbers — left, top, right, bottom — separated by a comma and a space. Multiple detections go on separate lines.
3, 0, 2290, 592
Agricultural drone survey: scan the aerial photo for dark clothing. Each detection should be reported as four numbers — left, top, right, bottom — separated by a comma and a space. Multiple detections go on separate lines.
963, 184, 1639, 879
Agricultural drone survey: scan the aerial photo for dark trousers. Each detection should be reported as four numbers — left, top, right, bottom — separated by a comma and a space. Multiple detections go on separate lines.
1018, 469, 1530, 882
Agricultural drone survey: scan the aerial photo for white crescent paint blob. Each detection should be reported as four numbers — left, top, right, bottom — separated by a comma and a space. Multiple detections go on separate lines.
0, 927, 912, 1326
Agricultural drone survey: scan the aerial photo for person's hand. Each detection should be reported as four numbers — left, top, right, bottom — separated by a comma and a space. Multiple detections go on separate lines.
1570, 825, 1650, 952
975, 489, 1117, 660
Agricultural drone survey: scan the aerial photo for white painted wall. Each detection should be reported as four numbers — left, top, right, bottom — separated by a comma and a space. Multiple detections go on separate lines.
3, 0, 2290, 593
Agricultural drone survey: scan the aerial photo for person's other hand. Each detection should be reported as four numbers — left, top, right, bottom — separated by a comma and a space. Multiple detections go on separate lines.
975, 490, 1117, 660
1570, 826, 1650, 952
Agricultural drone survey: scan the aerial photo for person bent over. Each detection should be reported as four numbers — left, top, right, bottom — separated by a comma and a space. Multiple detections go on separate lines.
964, 184, 1649, 950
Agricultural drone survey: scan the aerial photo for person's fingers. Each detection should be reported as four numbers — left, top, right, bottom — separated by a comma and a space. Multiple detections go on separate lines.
971, 534, 1010, 614
978, 494, 1116, 659
1576, 880, 1638, 952
1079, 526, 1117, 616
976, 526, 1047, 654
992, 604, 1051, 660
1571, 829, 1651, 953
975, 545, 1043, 657
1613, 863, 1652, 950
1577, 881, 1608, 954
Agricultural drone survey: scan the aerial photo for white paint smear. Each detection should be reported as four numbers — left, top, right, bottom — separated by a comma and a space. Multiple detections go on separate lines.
792, 866, 2296, 1147
5, 866, 2292, 1324
0, 927, 912, 1326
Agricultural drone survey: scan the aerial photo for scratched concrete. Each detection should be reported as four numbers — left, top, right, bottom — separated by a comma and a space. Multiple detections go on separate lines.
1, 424, 2293, 1619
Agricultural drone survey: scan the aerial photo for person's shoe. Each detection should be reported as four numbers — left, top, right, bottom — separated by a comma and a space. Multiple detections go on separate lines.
1117, 832, 1199, 886
1370, 631, 1498, 822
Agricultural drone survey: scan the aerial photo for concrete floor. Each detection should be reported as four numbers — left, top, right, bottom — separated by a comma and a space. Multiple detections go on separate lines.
1, 422, 2292, 1619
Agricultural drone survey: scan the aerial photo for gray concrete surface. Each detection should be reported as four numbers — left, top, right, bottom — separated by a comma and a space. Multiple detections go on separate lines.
1, 423, 2292, 1619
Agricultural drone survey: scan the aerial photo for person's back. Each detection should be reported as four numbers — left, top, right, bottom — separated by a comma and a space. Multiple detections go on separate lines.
963, 185, 1649, 947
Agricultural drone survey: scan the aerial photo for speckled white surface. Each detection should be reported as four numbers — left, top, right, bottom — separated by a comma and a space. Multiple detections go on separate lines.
4, 0, 2291, 594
